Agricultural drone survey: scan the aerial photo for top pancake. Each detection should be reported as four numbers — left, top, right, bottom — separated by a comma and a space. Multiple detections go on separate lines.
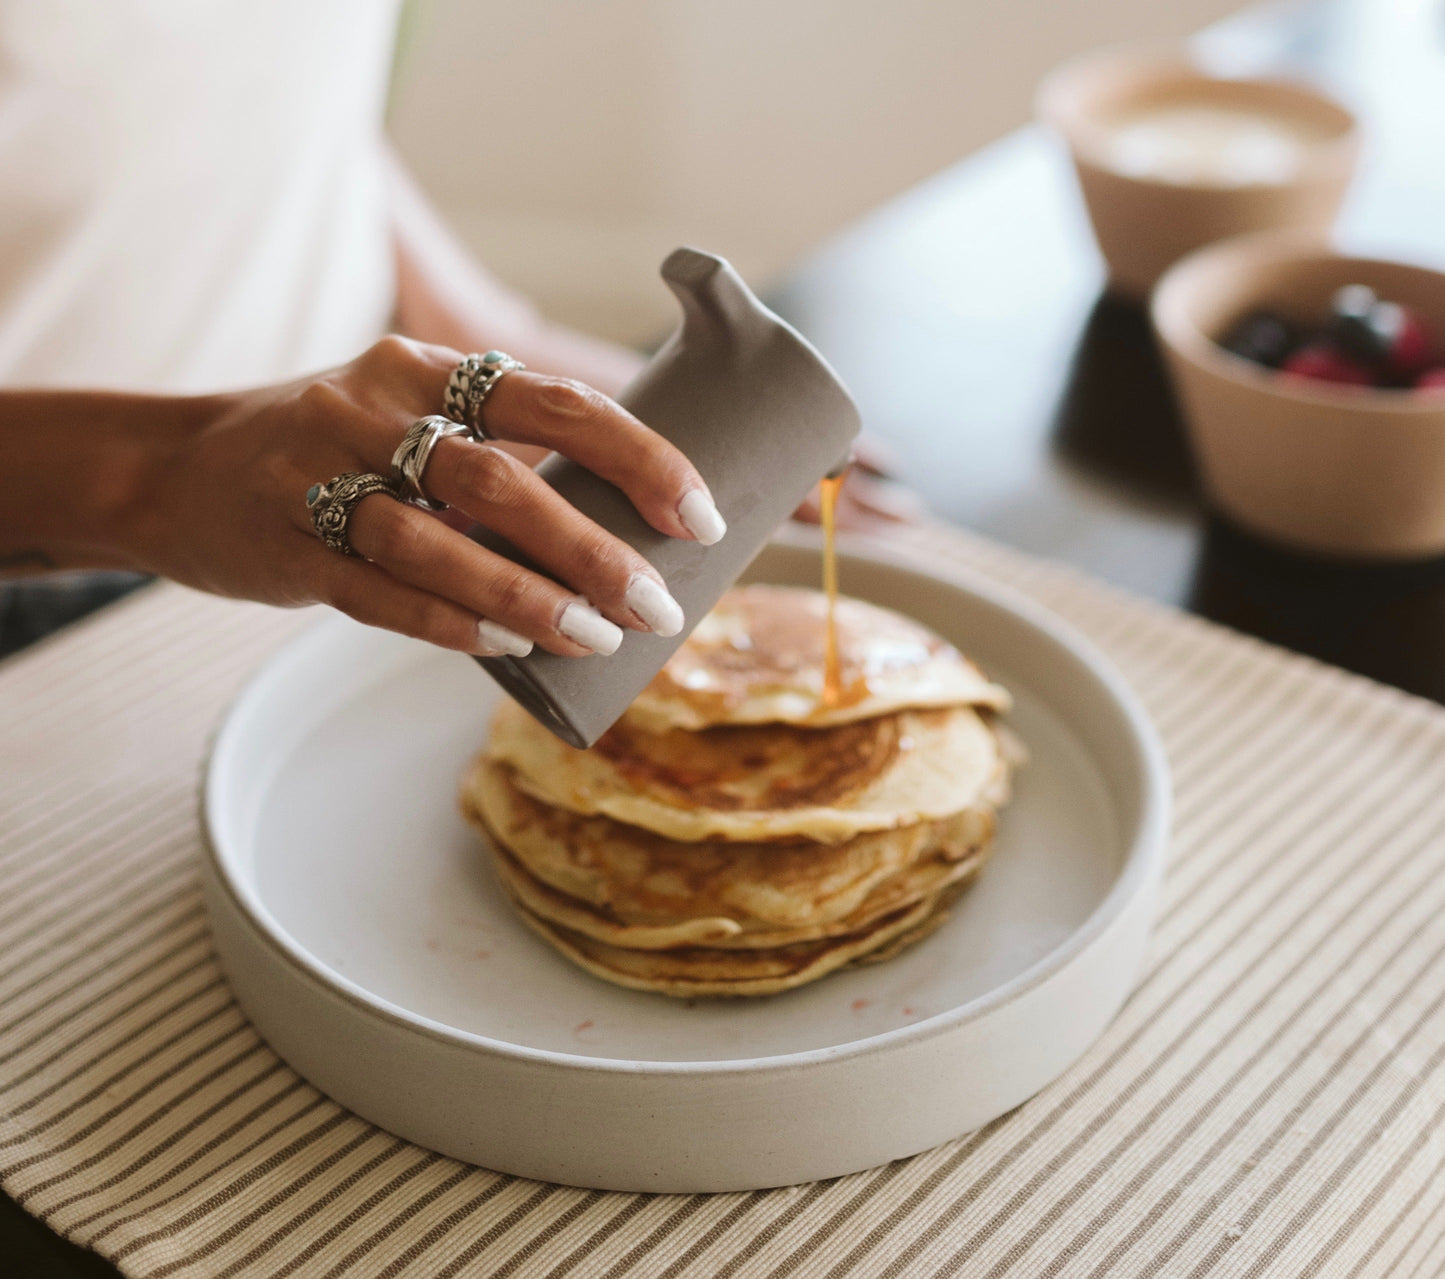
625, 584, 1010, 732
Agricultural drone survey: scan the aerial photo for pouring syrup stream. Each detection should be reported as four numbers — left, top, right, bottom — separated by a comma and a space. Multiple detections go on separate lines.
820, 471, 845, 708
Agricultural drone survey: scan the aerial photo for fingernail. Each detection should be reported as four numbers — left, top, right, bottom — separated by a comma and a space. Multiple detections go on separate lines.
474, 619, 533, 657
559, 599, 623, 655
678, 489, 727, 545
624, 573, 684, 637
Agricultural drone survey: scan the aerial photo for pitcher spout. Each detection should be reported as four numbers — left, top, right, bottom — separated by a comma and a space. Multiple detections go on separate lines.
660, 247, 769, 344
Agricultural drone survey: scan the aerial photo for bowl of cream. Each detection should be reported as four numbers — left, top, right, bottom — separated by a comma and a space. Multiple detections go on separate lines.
1038, 47, 1358, 298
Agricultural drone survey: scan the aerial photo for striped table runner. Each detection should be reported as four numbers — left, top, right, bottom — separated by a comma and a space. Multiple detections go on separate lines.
3, 523, 1445, 1278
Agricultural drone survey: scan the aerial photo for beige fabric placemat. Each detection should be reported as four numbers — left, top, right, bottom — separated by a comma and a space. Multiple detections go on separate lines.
3, 523, 1445, 1278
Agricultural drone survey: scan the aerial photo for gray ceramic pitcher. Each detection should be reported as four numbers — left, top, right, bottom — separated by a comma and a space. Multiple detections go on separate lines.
472, 247, 861, 748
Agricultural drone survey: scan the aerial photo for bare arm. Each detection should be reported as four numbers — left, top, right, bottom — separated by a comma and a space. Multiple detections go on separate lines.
0, 390, 209, 577
0, 340, 725, 654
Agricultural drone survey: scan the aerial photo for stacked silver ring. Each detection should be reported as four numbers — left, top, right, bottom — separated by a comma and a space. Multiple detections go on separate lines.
442, 353, 483, 422
390, 414, 470, 510
443, 350, 525, 441
305, 471, 398, 557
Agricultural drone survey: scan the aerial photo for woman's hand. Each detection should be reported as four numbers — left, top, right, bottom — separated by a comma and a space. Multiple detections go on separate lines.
125, 337, 724, 658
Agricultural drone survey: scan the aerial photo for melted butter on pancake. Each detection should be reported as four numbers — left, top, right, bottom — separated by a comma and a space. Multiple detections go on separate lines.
627, 585, 1009, 732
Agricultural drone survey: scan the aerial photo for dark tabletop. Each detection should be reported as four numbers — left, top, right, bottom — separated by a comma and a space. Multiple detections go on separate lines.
5, 0, 1442, 1271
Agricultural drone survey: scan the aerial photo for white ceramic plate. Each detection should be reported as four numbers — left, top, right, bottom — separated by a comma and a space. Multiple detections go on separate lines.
202, 532, 1169, 1192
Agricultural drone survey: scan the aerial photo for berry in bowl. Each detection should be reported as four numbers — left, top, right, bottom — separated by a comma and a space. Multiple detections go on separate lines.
1219, 284, 1440, 389
1152, 232, 1445, 559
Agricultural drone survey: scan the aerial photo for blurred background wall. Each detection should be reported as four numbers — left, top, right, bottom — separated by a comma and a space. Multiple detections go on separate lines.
388, 0, 1241, 344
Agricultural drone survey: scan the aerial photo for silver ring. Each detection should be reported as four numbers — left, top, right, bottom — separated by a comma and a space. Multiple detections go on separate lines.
305, 471, 398, 557
391, 415, 469, 510
443, 350, 525, 441
442, 354, 482, 422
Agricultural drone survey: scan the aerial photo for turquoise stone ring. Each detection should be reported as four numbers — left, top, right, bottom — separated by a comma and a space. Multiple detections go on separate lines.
442, 350, 526, 442
305, 471, 399, 557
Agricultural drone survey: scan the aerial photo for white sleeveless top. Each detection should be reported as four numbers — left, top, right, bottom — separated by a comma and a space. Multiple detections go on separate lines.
0, 0, 400, 393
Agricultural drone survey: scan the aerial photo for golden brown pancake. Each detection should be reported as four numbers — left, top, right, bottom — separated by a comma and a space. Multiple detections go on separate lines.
463, 757, 994, 948
487, 697, 1010, 845
625, 584, 1011, 732
510, 882, 967, 998
466, 586, 1020, 997
465, 758, 992, 923
492, 842, 988, 951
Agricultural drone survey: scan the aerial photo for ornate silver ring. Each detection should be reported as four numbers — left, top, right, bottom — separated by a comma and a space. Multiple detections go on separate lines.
390, 414, 469, 510
443, 350, 525, 441
305, 471, 398, 557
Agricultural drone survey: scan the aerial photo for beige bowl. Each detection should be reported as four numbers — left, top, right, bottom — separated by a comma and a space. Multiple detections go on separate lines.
1152, 232, 1445, 560
1038, 47, 1358, 297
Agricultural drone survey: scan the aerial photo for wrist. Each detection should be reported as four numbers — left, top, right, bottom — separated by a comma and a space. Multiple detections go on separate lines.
0, 390, 223, 574
97, 393, 229, 573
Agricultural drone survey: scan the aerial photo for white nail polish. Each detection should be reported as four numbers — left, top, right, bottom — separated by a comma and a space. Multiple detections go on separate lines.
678, 489, 727, 546
559, 600, 623, 655
624, 574, 685, 637
474, 619, 533, 657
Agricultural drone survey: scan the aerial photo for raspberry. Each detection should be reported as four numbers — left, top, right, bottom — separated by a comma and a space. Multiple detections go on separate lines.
1280, 344, 1373, 386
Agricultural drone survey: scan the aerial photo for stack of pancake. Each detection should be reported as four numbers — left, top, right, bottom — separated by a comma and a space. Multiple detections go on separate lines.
461, 585, 1017, 998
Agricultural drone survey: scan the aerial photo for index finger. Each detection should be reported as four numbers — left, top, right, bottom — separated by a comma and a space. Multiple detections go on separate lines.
479, 373, 727, 546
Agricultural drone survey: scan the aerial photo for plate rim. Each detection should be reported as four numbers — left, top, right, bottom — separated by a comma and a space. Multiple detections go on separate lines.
201, 529, 1170, 1078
